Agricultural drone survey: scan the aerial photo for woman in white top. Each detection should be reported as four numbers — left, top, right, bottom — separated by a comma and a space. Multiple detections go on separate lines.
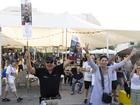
84, 47, 137, 105
130, 60, 140, 105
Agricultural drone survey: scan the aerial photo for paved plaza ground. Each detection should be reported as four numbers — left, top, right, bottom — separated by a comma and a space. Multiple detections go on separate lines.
0, 79, 119, 105
0, 84, 86, 105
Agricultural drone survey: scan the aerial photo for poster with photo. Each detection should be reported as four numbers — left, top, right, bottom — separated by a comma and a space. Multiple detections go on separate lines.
68, 35, 82, 62
21, 0, 32, 38
21, 0, 32, 25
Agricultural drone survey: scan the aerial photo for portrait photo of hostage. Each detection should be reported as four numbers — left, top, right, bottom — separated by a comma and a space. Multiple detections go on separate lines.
21, 1, 32, 25
75, 42, 82, 59
69, 41, 82, 61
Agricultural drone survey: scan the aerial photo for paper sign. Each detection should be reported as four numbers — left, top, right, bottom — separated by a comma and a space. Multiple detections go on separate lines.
21, 0, 32, 38
68, 35, 82, 61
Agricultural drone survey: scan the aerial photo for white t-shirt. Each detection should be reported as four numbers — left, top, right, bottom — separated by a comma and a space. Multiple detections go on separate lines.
83, 61, 93, 82
110, 63, 117, 81
131, 73, 140, 89
112, 70, 117, 81
6, 65, 16, 84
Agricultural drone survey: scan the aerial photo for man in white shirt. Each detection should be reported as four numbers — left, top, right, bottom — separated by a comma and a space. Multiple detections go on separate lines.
82, 55, 94, 104
2, 61, 23, 102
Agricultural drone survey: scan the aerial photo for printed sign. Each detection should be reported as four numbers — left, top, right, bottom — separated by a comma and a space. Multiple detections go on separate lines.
68, 35, 82, 61
21, 0, 32, 38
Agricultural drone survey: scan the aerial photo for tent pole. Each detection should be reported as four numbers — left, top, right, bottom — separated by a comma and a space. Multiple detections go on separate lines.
0, 26, 2, 96
106, 32, 109, 57
65, 28, 67, 59
62, 30, 64, 62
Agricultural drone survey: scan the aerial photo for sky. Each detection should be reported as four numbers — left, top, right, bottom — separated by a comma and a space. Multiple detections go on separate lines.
1, 0, 140, 30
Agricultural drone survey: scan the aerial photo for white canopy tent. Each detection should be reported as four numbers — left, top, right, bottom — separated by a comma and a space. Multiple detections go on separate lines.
1, 7, 140, 49
0, 7, 102, 48
0, 7, 101, 28
2, 34, 24, 47
89, 48, 117, 55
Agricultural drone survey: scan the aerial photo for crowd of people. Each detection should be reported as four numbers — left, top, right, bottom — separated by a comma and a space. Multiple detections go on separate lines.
1, 46, 140, 105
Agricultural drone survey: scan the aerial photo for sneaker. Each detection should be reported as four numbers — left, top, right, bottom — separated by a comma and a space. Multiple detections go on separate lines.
17, 97, 23, 102
114, 97, 118, 102
70, 92, 74, 95
2, 98, 11, 102
112, 97, 119, 104
78, 90, 82, 94
84, 99, 87, 104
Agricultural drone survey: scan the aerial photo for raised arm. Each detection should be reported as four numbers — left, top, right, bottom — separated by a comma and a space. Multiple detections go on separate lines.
124, 48, 137, 62
87, 56, 98, 72
111, 48, 137, 70
26, 50, 36, 74
130, 63, 137, 78
83, 43, 98, 72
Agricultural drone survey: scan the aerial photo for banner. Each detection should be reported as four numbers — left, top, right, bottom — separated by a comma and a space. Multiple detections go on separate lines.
21, 0, 32, 38
68, 35, 82, 63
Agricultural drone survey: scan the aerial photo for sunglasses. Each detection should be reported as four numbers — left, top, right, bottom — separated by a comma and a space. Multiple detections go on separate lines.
46, 61, 53, 64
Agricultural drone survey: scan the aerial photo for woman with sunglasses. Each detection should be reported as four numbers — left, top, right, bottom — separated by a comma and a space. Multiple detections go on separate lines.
130, 60, 140, 105
27, 51, 73, 105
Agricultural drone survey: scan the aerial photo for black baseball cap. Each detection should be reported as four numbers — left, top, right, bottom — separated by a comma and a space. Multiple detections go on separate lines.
45, 56, 54, 63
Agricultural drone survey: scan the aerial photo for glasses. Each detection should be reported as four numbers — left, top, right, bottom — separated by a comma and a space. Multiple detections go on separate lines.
46, 61, 53, 64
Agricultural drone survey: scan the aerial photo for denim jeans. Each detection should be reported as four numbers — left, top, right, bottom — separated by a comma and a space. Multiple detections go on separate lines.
71, 78, 83, 92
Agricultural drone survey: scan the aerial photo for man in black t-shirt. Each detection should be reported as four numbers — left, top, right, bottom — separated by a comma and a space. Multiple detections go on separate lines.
28, 55, 72, 104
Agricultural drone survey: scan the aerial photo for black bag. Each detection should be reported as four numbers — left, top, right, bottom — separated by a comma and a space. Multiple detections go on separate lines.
102, 92, 112, 103
99, 67, 112, 104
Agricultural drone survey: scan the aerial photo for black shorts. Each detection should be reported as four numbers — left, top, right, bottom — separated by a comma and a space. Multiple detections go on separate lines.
18, 65, 23, 72
84, 81, 91, 89
112, 80, 118, 90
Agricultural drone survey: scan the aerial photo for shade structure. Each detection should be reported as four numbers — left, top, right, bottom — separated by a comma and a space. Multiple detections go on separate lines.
2, 27, 140, 49
105, 30, 140, 44
0, 7, 100, 29
1, 7, 140, 49
89, 48, 117, 55
0, 7, 101, 48
2, 34, 24, 48
1, 27, 63, 47
33, 13, 101, 29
